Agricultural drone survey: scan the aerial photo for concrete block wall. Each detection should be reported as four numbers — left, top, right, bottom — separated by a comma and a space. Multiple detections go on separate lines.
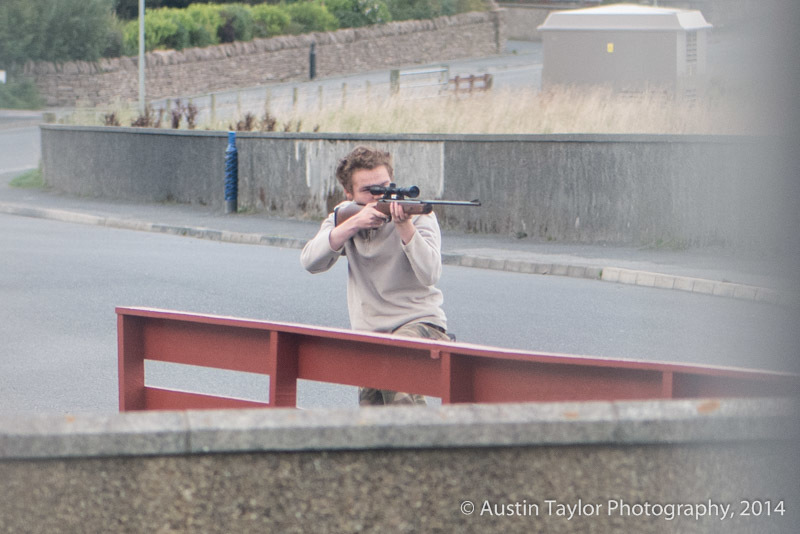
40, 125, 794, 250
0, 398, 797, 533
24, 11, 505, 108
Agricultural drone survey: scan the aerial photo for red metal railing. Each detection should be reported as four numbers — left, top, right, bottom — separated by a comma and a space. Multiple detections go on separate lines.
117, 307, 799, 411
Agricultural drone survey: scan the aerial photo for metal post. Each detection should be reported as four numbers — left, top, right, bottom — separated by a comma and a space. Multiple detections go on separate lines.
138, 0, 145, 115
224, 131, 238, 214
210, 94, 216, 126
309, 42, 316, 80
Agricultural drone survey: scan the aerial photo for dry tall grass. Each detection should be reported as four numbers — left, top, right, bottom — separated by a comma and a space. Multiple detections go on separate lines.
70, 85, 759, 135
286, 86, 755, 135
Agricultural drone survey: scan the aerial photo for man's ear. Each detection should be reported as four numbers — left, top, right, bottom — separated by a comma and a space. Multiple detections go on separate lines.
344, 189, 354, 201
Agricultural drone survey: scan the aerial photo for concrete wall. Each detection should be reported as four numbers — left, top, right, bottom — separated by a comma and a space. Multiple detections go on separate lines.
24, 11, 505, 108
41, 125, 793, 250
1, 398, 797, 533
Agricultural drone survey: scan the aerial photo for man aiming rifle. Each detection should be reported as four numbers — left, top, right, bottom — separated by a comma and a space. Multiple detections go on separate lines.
300, 145, 479, 406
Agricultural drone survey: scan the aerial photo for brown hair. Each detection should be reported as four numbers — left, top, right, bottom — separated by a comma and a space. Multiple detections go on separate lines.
335, 146, 393, 193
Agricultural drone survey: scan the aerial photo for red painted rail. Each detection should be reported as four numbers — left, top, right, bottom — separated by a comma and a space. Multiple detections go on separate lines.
450, 74, 493, 93
117, 307, 799, 411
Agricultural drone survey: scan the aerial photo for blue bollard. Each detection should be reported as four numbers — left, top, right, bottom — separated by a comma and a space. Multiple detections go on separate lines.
224, 131, 238, 214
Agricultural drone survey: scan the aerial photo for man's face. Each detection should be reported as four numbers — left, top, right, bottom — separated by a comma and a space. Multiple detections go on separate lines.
346, 165, 391, 205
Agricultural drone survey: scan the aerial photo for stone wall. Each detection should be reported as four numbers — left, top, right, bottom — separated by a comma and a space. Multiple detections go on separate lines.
24, 11, 505, 108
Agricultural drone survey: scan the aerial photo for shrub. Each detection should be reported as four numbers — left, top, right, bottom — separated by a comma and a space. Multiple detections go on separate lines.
385, 0, 486, 21
217, 4, 255, 43
123, 10, 183, 53
283, 1, 339, 35
0, 78, 45, 110
0, 0, 115, 66
326, 0, 392, 29
252, 4, 291, 38
103, 14, 127, 58
456, 0, 488, 14
122, 6, 225, 54
386, 0, 437, 21
186, 4, 223, 47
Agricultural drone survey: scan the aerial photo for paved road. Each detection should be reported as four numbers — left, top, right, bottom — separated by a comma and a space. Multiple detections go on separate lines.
0, 125, 39, 174
1, 213, 796, 414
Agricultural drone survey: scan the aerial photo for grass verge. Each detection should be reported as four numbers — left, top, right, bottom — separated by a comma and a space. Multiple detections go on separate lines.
9, 168, 44, 189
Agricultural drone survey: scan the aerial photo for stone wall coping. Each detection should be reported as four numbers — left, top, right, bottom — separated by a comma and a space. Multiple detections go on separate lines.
1, 398, 796, 460
38, 124, 765, 145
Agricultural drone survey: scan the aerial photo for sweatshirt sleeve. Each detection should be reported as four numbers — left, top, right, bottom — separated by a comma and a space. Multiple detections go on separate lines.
401, 212, 443, 286
300, 214, 343, 274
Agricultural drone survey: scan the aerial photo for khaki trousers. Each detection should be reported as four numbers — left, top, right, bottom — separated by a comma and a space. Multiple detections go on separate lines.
358, 321, 451, 406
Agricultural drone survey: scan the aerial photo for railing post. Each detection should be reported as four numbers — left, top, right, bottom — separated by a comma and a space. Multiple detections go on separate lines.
269, 332, 299, 407
118, 313, 146, 411
661, 371, 674, 398
440, 352, 473, 404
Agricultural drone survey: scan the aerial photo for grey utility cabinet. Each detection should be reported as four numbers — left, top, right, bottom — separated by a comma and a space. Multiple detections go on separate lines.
538, 4, 712, 96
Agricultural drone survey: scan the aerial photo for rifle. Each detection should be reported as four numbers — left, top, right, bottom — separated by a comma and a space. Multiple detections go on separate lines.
334, 183, 481, 226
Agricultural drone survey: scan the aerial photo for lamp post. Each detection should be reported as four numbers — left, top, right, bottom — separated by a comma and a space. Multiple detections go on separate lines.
138, 0, 145, 114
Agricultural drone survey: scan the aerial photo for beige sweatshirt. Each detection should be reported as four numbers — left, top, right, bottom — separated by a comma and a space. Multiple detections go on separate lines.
300, 203, 447, 333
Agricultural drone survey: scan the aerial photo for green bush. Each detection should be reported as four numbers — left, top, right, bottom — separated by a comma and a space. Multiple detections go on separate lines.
283, 1, 339, 35
186, 4, 223, 46
217, 4, 255, 43
385, 0, 485, 22
456, 0, 488, 14
326, 0, 392, 28
123, 10, 180, 53
103, 14, 127, 58
122, 5, 226, 54
252, 4, 291, 38
113, 0, 487, 56
0, 78, 45, 110
0, 0, 115, 67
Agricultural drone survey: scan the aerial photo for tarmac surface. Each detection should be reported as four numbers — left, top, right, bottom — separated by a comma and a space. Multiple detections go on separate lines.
1, 165, 796, 308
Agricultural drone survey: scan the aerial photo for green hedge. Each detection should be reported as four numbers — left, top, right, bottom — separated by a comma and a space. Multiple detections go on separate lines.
122, 2, 340, 54
5, 0, 487, 63
326, 0, 392, 29
0, 78, 45, 110
0, 0, 116, 66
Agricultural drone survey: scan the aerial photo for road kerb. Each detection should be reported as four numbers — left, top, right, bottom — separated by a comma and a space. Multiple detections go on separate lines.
0, 201, 784, 305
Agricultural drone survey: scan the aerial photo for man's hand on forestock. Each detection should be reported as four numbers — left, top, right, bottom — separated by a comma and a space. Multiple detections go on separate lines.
390, 201, 416, 245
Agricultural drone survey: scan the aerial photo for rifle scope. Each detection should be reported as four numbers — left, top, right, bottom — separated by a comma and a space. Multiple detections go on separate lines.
368, 183, 420, 199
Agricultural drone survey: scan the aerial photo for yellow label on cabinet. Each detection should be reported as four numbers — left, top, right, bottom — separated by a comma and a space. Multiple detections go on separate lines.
607, 42, 614, 53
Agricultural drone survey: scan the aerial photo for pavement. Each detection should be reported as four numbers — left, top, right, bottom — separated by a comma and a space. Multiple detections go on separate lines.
1, 165, 797, 307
